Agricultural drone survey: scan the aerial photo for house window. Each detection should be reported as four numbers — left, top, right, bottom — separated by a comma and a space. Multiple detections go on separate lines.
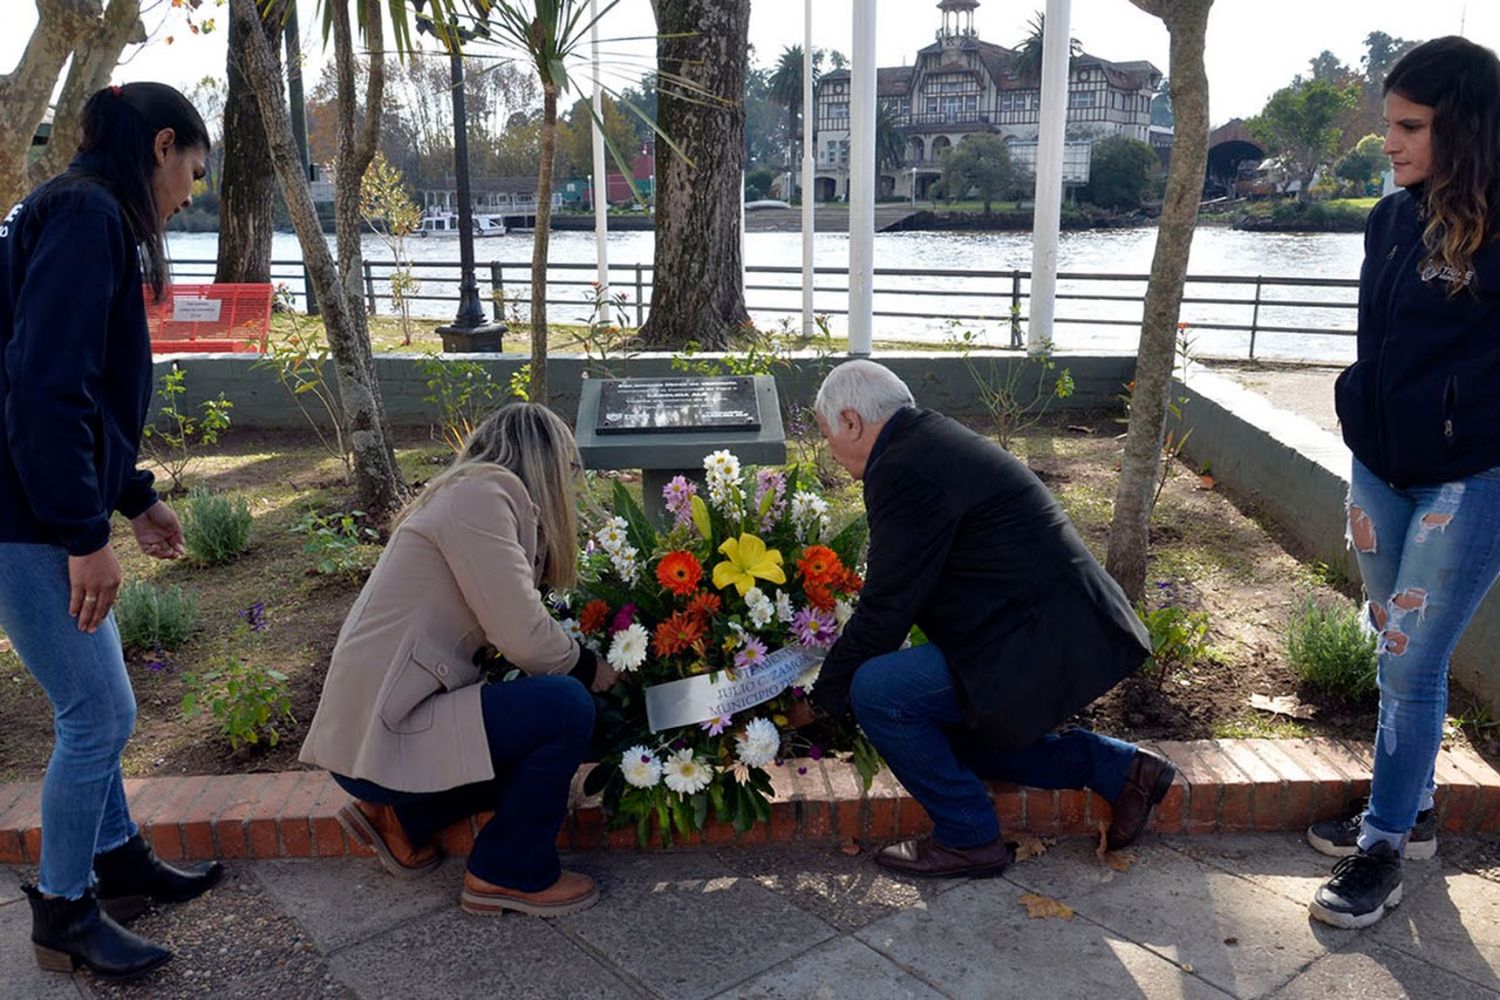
927, 98, 938, 114
1001, 94, 1013, 112
829, 102, 848, 119
1069, 90, 1096, 109
965, 95, 978, 112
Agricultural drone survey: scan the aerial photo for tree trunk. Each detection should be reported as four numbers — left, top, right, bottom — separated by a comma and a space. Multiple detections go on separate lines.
1106, 0, 1214, 605
0, 0, 99, 208
230, 0, 404, 520
215, 0, 282, 283
637, 0, 751, 349
26, 0, 143, 190
529, 83, 558, 404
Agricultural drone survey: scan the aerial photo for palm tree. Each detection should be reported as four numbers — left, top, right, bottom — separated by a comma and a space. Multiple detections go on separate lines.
875, 103, 905, 172
768, 45, 820, 191
1014, 11, 1083, 84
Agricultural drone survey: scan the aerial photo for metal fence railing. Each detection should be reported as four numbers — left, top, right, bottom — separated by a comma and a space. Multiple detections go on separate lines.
167, 257, 1360, 361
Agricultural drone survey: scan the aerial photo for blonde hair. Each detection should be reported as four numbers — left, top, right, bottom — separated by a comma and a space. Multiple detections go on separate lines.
394, 402, 581, 589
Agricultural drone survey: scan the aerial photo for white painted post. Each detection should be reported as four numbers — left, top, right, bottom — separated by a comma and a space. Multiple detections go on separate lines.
801, 0, 815, 337
1028, 0, 1072, 356
590, 0, 608, 294
848, 0, 876, 356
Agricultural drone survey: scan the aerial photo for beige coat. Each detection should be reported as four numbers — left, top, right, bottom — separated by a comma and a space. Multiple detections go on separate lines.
299, 465, 579, 792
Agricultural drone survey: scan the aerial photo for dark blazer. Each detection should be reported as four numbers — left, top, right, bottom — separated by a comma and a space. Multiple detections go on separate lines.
1335, 186, 1500, 487
0, 164, 157, 555
812, 407, 1150, 751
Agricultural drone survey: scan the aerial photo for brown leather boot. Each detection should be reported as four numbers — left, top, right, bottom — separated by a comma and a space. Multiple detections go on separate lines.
460, 870, 600, 918
873, 836, 1016, 879
337, 801, 442, 879
1107, 748, 1178, 851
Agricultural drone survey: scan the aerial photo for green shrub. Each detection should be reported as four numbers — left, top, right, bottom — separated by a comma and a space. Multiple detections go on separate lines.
181, 617, 294, 751
115, 579, 199, 653
1286, 597, 1378, 699
1137, 602, 1211, 687
181, 488, 254, 564
292, 510, 380, 576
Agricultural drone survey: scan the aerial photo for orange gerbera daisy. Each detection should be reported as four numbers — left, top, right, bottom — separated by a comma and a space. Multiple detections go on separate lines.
655, 550, 703, 596
578, 599, 610, 635
686, 590, 722, 623
797, 545, 843, 585
653, 611, 706, 656
804, 580, 837, 613
837, 568, 863, 593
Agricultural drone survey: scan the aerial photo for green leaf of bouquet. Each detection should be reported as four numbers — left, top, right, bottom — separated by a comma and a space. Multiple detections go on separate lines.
612, 480, 657, 556
827, 516, 869, 569
689, 493, 712, 542
691, 790, 709, 830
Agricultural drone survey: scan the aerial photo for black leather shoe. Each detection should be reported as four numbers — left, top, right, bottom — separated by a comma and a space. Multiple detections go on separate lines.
94, 833, 224, 922
23, 883, 172, 982
873, 836, 1016, 879
1107, 748, 1177, 851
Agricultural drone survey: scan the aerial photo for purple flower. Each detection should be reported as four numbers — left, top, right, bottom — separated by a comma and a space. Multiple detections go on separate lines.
797, 765, 808, 775
240, 602, 267, 633
671, 738, 687, 751
808, 744, 823, 761
790, 686, 805, 699
734, 636, 768, 671
662, 476, 698, 528
754, 469, 787, 530
610, 603, 637, 634
700, 714, 732, 736
792, 606, 837, 648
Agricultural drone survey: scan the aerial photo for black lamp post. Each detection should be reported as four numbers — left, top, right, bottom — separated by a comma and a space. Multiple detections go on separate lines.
436, 42, 506, 352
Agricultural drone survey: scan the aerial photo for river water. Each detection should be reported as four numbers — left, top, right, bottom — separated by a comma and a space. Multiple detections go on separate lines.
166, 227, 1365, 362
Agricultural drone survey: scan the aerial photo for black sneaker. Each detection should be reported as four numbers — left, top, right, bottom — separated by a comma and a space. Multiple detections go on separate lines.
1307, 799, 1437, 860
1309, 841, 1404, 929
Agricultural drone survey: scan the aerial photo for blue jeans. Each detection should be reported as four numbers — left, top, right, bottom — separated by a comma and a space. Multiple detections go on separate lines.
1348, 458, 1500, 852
333, 674, 594, 893
848, 642, 1138, 849
0, 544, 138, 899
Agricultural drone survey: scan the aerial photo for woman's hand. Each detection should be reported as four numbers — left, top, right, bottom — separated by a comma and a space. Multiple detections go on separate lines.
130, 501, 185, 560
68, 544, 122, 632
590, 658, 619, 693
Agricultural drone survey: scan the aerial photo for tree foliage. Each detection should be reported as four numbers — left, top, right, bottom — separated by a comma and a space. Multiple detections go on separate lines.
1334, 133, 1386, 193
936, 134, 1018, 214
1248, 79, 1356, 202
1086, 136, 1157, 211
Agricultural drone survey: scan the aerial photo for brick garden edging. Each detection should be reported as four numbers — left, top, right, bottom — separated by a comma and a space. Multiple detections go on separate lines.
1, 738, 1497, 864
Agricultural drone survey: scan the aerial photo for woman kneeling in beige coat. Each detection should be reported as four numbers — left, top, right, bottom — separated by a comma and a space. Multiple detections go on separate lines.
299, 403, 615, 917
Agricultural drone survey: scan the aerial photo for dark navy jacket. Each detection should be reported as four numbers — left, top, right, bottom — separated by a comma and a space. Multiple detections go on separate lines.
812, 408, 1150, 751
1335, 187, 1500, 487
0, 168, 157, 556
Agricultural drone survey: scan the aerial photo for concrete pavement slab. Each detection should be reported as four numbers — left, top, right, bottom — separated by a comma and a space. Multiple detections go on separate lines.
1162, 832, 1449, 907
855, 874, 1229, 1000
328, 906, 637, 1000
253, 857, 453, 953
1370, 871, 1500, 992
0, 863, 21, 906
1001, 837, 1334, 998
712, 936, 948, 1000
557, 852, 837, 1000
1268, 940, 1499, 1000
0, 901, 85, 999
714, 844, 963, 932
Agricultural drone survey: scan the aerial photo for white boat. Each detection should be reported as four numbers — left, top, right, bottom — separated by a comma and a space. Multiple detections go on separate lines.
417, 211, 507, 238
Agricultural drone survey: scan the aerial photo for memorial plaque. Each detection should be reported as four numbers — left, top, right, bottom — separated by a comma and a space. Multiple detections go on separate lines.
595, 376, 761, 434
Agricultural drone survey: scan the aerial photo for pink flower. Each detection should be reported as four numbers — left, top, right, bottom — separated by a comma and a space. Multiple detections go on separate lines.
662, 476, 698, 528
611, 603, 638, 634
700, 714, 732, 736
792, 606, 837, 648
734, 636, 768, 670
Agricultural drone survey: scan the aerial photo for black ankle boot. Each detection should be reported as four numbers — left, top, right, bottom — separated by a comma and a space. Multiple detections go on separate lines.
93, 833, 224, 922
22, 883, 172, 981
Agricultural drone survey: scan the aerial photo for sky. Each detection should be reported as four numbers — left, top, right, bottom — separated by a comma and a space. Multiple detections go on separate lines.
3, 0, 1495, 124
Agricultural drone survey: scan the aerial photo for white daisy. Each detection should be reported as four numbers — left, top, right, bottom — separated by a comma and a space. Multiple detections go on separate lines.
735, 718, 780, 768
834, 599, 854, 628
790, 491, 831, 541
662, 749, 713, 795
703, 449, 741, 482
794, 661, 822, 694
621, 746, 663, 789
607, 622, 649, 672
594, 522, 628, 553
560, 618, 583, 642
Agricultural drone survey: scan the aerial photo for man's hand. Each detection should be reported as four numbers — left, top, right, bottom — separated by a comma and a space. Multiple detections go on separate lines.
130, 501, 185, 560
784, 700, 820, 730
590, 658, 619, 693
68, 544, 122, 633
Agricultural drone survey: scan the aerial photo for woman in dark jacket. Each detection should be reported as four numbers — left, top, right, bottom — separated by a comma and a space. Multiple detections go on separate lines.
1312, 37, 1500, 930
0, 83, 220, 980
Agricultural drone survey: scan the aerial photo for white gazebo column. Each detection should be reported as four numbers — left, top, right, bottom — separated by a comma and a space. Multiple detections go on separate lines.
1027, 0, 1071, 355
590, 0, 608, 293
801, 0, 815, 337
847, 0, 877, 357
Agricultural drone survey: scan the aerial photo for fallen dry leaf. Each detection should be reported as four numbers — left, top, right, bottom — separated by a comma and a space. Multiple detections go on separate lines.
839, 837, 861, 857
1197, 474, 1216, 490
1067, 425, 1095, 434
1094, 820, 1137, 872
1249, 693, 1318, 720
1019, 893, 1074, 921
1011, 832, 1053, 862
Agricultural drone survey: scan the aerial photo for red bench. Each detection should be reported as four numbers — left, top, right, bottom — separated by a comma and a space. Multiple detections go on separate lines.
145, 282, 274, 354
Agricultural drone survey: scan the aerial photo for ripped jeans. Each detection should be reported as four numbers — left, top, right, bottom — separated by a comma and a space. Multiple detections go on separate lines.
1348, 457, 1500, 851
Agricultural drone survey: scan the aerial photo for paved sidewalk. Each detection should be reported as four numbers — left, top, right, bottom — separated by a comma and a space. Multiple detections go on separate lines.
4, 832, 1497, 999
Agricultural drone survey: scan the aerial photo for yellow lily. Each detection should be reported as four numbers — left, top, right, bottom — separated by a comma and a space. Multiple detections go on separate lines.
712, 533, 786, 596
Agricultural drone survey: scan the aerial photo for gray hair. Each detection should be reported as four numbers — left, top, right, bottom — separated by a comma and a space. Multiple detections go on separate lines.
814, 360, 914, 427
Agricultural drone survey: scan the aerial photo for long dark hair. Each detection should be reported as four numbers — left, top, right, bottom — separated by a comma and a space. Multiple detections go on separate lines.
71, 83, 210, 299
1384, 36, 1500, 289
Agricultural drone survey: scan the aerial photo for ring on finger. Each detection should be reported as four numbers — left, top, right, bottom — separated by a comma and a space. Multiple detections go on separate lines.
83, 595, 98, 604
